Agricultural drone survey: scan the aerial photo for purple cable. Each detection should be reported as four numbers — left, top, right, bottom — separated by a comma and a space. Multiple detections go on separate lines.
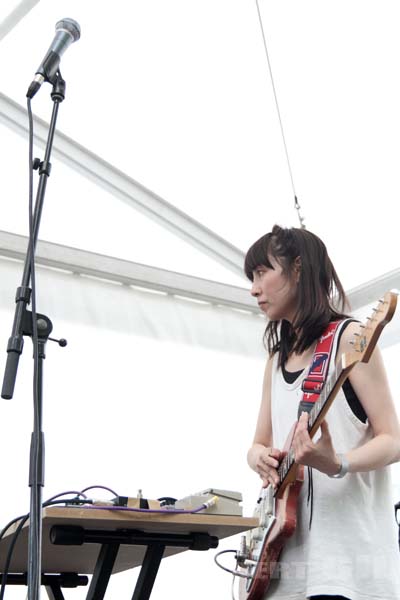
67, 504, 208, 515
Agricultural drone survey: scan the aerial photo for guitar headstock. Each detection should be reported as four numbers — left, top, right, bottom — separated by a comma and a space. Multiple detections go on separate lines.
342, 291, 397, 368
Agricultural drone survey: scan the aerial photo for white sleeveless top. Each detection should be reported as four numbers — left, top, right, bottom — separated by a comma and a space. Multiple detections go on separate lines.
265, 321, 400, 600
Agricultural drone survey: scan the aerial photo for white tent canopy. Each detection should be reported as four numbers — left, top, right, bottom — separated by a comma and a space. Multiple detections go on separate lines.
0, 2, 399, 599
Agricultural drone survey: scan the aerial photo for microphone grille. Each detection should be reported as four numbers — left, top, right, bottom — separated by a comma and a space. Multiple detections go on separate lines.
55, 18, 81, 42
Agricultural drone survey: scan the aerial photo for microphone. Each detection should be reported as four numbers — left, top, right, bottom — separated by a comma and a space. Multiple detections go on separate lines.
27, 18, 81, 99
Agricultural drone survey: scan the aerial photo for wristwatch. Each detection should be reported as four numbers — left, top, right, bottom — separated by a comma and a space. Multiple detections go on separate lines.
328, 453, 349, 478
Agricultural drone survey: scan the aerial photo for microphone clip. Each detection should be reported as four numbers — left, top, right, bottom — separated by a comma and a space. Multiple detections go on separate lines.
50, 70, 66, 102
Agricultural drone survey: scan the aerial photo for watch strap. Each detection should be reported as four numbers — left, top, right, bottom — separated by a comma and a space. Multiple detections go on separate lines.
329, 453, 349, 478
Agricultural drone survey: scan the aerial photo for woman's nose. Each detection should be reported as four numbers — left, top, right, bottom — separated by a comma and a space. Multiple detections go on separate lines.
251, 281, 260, 297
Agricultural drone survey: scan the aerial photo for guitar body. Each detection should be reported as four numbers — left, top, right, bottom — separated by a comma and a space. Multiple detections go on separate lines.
239, 425, 304, 600
239, 472, 303, 600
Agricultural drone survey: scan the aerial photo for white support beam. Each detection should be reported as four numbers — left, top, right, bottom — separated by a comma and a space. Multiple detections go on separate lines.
0, 230, 256, 312
0, 0, 39, 41
347, 271, 400, 351
347, 271, 400, 311
0, 230, 398, 347
0, 92, 245, 277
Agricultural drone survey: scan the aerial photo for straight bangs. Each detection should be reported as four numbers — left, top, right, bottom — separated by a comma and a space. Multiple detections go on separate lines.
244, 233, 273, 280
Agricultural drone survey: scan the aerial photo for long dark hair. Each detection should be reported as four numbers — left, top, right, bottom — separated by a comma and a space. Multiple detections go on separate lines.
244, 225, 350, 367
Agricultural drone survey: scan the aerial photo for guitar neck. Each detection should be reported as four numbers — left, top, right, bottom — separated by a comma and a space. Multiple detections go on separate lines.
308, 360, 355, 437
276, 359, 355, 493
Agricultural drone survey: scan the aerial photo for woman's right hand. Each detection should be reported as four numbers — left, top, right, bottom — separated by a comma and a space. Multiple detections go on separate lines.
248, 444, 282, 488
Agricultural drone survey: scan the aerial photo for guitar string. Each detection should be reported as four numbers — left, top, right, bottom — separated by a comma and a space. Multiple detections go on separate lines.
277, 361, 343, 490
276, 333, 345, 489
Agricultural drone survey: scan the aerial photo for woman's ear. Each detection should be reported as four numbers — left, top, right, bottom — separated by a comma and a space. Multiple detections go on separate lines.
294, 256, 301, 281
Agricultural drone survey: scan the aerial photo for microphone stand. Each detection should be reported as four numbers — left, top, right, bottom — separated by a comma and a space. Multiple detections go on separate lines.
1, 72, 66, 600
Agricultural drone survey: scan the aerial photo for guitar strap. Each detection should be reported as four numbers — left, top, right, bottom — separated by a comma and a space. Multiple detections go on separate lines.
297, 320, 343, 529
297, 320, 342, 418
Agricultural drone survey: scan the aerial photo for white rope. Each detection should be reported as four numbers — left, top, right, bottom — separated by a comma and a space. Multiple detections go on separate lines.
255, 0, 306, 229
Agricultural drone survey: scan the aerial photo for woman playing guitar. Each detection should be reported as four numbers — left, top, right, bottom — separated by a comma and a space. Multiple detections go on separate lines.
245, 225, 400, 600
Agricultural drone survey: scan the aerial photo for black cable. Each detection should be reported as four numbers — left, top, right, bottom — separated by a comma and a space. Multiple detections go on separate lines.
44, 498, 90, 507
0, 493, 86, 544
27, 98, 39, 427
0, 485, 123, 596
214, 549, 250, 578
0, 496, 91, 598
45, 491, 88, 503
27, 94, 42, 600
0, 514, 28, 544
0, 500, 91, 600
0, 514, 29, 600
0, 485, 112, 600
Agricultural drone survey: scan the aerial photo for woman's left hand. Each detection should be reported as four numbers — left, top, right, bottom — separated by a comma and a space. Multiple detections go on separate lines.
292, 412, 341, 476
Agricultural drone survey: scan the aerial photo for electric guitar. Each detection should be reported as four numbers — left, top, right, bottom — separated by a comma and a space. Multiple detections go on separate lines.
237, 291, 398, 600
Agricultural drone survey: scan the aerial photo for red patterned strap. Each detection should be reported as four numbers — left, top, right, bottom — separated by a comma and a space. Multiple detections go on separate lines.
301, 321, 342, 404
